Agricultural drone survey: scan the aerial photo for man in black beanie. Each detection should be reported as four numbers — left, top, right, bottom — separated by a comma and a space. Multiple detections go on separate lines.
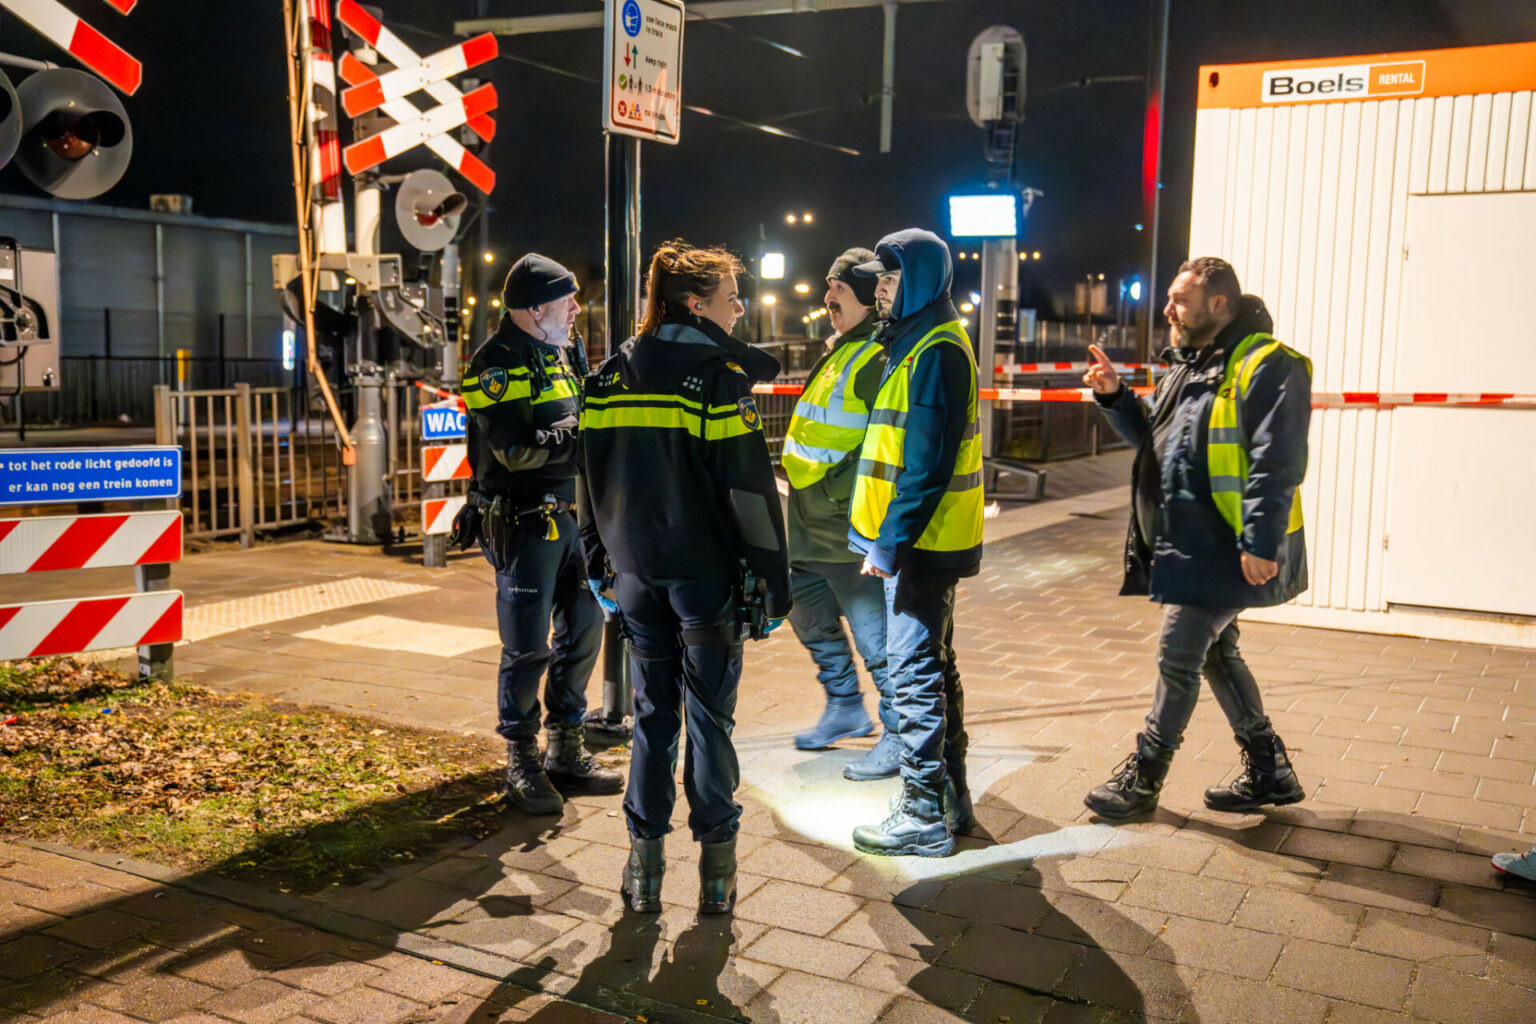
780, 248, 892, 770
455, 252, 622, 815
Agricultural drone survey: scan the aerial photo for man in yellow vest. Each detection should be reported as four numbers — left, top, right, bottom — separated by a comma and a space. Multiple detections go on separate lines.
1083, 256, 1311, 820
845, 229, 984, 858
782, 249, 893, 768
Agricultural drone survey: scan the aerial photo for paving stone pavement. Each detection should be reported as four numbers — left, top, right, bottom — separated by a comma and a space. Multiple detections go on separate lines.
7, 458, 1536, 1024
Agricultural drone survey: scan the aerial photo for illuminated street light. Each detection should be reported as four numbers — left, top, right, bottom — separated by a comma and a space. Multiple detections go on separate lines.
1097, 273, 1105, 281
794, 282, 811, 295
1129, 280, 1143, 301
959, 302, 975, 313
802, 212, 814, 223
466, 296, 477, 306
957, 252, 967, 260
1019, 253, 1028, 261
970, 252, 979, 260
969, 291, 981, 305
802, 315, 811, 324
491, 298, 502, 308
761, 294, 777, 306
761, 252, 786, 280
1032, 251, 1041, 260
482, 251, 495, 263
959, 317, 971, 327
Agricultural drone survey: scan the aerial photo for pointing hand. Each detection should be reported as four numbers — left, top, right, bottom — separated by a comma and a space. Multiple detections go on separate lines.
1084, 344, 1121, 395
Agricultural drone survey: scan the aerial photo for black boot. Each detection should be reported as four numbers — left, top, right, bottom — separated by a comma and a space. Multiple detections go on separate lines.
698, 836, 737, 915
1084, 733, 1174, 820
505, 739, 563, 815
1205, 733, 1305, 812
854, 779, 953, 857
620, 835, 665, 913
545, 723, 624, 794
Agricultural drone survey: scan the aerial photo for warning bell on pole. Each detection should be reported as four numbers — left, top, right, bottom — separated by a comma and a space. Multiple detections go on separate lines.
12, 69, 132, 199
395, 169, 467, 252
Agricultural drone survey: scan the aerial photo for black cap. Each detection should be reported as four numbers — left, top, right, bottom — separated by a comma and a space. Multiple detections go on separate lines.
851, 247, 899, 277
826, 247, 879, 308
502, 253, 578, 309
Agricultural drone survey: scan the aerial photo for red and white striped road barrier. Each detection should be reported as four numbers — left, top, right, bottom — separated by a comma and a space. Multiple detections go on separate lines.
342, 33, 498, 117
0, 511, 181, 575
422, 444, 471, 482
337, 54, 495, 195
0, 591, 183, 661
415, 381, 467, 409
0, 0, 142, 93
343, 82, 497, 176
754, 382, 1536, 409
421, 495, 466, 536
994, 361, 1167, 375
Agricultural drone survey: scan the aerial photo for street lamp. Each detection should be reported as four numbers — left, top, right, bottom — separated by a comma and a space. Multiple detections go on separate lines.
761, 294, 777, 306
802, 212, 814, 224
761, 252, 786, 280
785, 213, 797, 224
482, 251, 495, 263
794, 282, 811, 295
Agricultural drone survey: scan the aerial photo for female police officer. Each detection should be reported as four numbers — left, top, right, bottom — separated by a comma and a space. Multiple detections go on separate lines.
578, 241, 789, 915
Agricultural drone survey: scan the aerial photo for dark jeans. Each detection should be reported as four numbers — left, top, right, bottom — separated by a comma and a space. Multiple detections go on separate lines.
884, 568, 969, 795
1144, 604, 1274, 750
614, 572, 743, 844
485, 510, 602, 741
787, 559, 891, 727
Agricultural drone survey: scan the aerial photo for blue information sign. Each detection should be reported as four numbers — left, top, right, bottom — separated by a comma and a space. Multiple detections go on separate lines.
421, 405, 467, 441
0, 447, 182, 506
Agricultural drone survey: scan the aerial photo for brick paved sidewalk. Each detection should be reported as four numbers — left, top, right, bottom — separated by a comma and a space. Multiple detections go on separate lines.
8, 462, 1536, 1023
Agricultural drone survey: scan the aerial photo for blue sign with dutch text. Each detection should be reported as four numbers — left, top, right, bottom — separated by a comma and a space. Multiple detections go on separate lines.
0, 447, 182, 506
421, 405, 467, 441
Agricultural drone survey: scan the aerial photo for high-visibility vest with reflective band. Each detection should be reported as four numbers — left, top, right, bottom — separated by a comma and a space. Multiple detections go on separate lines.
850, 322, 984, 553
1207, 332, 1311, 537
781, 336, 884, 490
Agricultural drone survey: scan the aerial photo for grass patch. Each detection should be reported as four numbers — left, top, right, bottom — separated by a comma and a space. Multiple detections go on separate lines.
0, 657, 514, 893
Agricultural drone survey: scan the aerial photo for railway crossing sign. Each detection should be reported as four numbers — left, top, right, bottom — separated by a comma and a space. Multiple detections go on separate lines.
0, 0, 143, 94
603, 0, 684, 144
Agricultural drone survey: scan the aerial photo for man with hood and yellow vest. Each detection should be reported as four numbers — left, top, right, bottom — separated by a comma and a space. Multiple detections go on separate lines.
1083, 256, 1311, 820
846, 228, 983, 859
781, 248, 894, 770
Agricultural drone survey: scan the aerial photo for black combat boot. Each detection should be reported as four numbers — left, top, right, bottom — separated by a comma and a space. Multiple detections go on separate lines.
545, 723, 624, 794
1205, 733, 1305, 812
854, 779, 953, 857
620, 835, 665, 913
1084, 733, 1175, 820
505, 738, 563, 815
698, 836, 738, 915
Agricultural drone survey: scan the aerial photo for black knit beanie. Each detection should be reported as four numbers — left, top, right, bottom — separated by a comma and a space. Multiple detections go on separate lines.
502, 253, 578, 309
827, 247, 879, 308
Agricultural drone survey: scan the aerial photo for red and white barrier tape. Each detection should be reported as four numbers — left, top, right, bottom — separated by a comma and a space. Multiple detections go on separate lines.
0, 592, 182, 661
421, 495, 466, 536
0, 511, 181, 575
422, 444, 471, 482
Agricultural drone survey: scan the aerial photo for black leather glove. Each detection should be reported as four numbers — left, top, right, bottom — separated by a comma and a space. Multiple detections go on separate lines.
448, 503, 483, 551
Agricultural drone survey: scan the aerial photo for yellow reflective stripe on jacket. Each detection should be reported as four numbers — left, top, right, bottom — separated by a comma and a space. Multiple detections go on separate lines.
783, 337, 884, 490
580, 393, 702, 434
1207, 332, 1309, 537
461, 377, 533, 408
850, 322, 984, 553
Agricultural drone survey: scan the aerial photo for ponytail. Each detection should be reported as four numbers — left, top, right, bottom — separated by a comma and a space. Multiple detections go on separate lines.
637, 239, 744, 337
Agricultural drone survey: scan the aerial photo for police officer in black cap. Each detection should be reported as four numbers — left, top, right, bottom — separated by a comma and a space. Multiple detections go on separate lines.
454, 253, 622, 815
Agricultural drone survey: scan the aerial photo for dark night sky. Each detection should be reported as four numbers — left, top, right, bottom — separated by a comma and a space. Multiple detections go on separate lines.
2, 1, 1533, 307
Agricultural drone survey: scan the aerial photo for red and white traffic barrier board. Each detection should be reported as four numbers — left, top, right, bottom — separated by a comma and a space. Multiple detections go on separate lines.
0, 591, 182, 661
0, 511, 181, 574
336, 0, 498, 194
0, 0, 142, 94
421, 495, 466, 536
422, 444, 471, 482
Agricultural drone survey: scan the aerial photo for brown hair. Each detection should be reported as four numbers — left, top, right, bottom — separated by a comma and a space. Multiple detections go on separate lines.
638, 240, 744, 336
1176, 256, 1242, 312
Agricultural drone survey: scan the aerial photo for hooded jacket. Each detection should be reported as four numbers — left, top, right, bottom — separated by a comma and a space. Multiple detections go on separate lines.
1096, 295, 1310, 609
846, 229, 982, 578
578, 315, 792, 618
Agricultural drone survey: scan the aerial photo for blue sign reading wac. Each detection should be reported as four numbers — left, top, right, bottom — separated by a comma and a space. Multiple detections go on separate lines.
421, 405, 467, 441
0, 447, 182, 506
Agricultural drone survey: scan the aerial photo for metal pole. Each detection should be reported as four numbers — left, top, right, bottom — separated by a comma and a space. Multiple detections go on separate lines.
590, 130, 642, 745
879, 2, 897, 153
1138, 0, 1170, 361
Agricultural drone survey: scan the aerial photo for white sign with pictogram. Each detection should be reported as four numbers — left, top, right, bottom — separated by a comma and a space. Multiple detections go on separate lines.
602, 0, 684, 145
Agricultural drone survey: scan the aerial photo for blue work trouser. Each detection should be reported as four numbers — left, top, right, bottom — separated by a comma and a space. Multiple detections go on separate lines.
884, 567, 969, 796
614, 572, 743, 844
484, 509, 602, 741
787, 559, 892, 728
1144, 604, 1274, 750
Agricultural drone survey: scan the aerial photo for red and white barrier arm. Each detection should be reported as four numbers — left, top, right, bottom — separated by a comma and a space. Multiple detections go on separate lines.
0, 511, 181, 575
415, 381, 466, 408
0, 0, 141, 93
343, 33, 498, 117
994, 362, 1168, 375
0, 592, 182, 661
422, 444, 472, 483
338, 54, 495, 194
754, 383, 1536, 409
344, 82, 497, 176
336, 0, 496, 143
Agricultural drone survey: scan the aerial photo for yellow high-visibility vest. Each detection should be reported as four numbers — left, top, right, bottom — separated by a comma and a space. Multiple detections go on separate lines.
1207, 332, 1310, 537
850, 321, 984, 554
781, 335, 884, 490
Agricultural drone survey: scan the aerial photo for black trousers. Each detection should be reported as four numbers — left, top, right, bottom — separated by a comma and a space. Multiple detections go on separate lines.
484, 510, 602, 741
614, 572, 742, 844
